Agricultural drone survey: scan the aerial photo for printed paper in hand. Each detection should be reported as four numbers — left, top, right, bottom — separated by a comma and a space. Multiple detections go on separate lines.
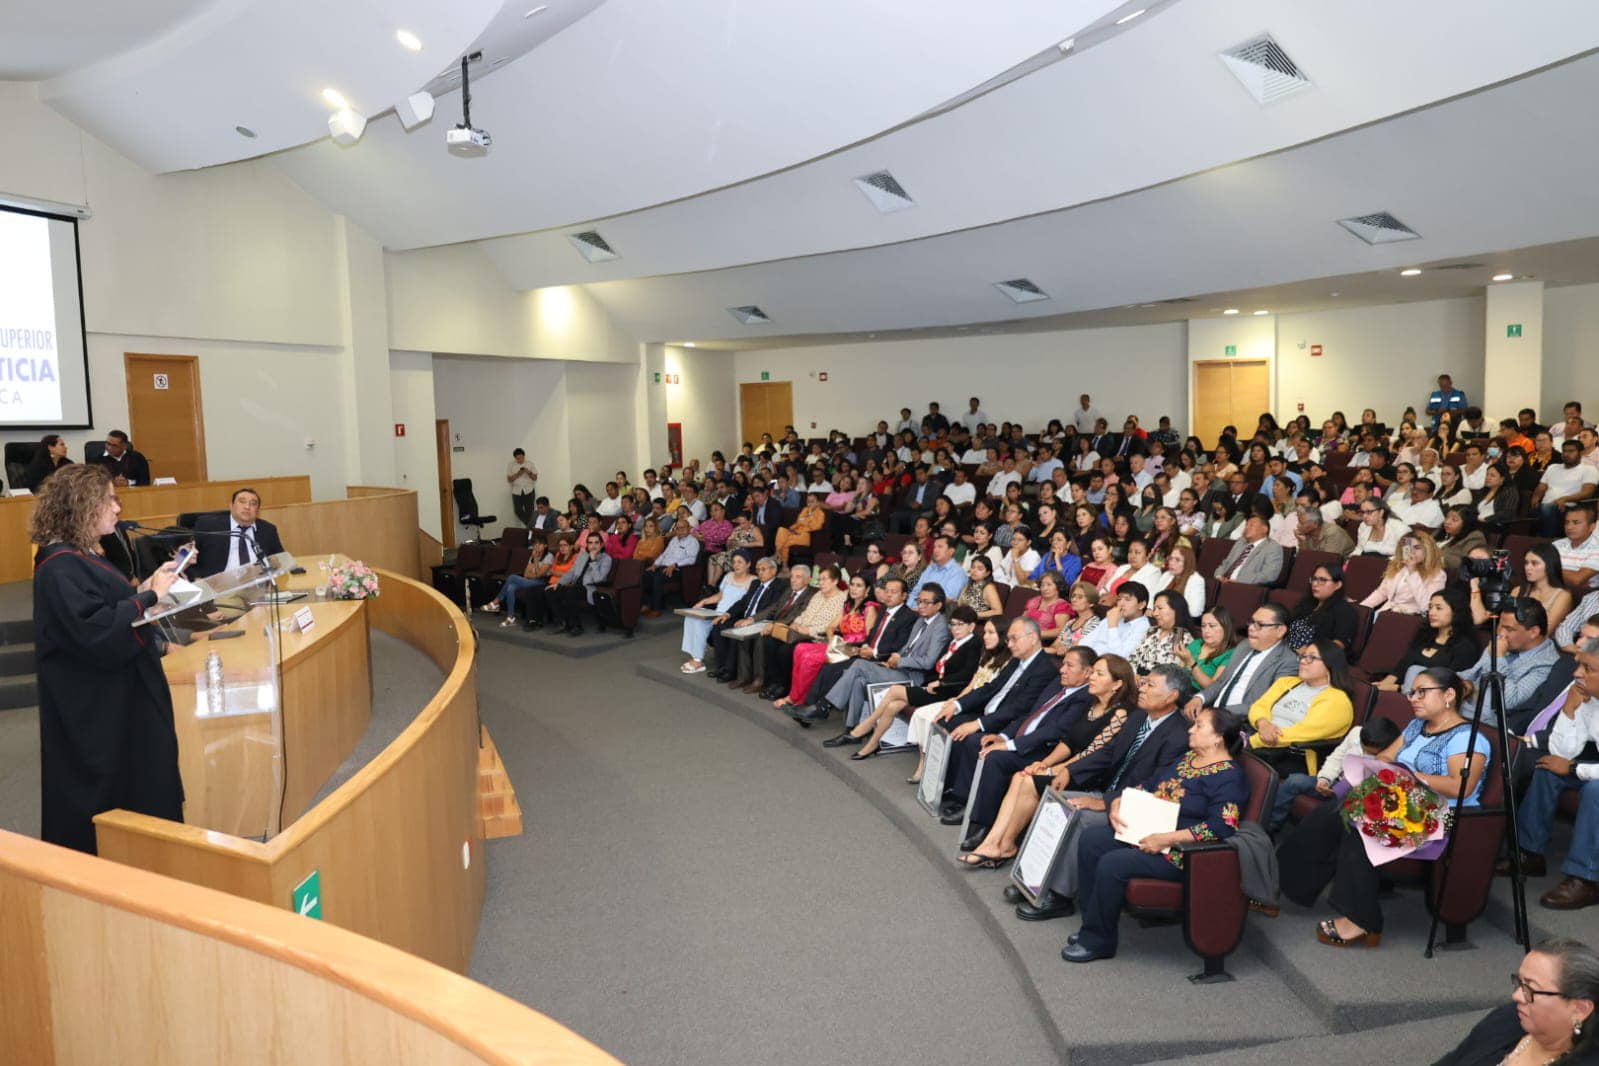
674, 607, 721, 619
1113, 788, 1180, 850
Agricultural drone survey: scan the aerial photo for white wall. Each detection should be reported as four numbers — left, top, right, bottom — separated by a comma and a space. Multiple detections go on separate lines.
1543, 282, 1599, 419
1275, 297, 1485, 425
731, 324, 1188, 440
565, 361, 640, 490
389, 350, 441, 539
666, 344, 738, 468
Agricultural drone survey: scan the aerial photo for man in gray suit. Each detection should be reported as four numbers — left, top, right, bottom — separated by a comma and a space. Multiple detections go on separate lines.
1215, 512, 1286, 586
822, 584, 953, 732
1186, 600, 1299, 719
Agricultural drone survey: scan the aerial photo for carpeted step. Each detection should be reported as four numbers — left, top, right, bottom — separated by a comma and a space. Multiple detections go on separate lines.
0, 643, 35, 677
0, 675, 37, 711
0, 619, 31, 645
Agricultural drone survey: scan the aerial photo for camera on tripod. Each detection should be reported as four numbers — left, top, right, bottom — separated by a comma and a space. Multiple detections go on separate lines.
1460, 549, 1514, 612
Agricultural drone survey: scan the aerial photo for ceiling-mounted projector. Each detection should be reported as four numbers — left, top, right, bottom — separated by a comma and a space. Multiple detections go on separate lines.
448, 52, 490, 157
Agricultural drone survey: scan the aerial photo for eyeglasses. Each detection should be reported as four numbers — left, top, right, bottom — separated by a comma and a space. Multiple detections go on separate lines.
1359, 508, 1380, 516
1409, 686, 1449, 697
1248, 620, 1284, 629
1509, 974, 1564, 1001
1309, 576, 1333, 584
1297, 654, 1323, 663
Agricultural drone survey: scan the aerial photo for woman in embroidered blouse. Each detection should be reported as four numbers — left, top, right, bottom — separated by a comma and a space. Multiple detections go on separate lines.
1362, 530, 1446, 616
705, 510, 762, 586
1025, 572, 1074, 642
958, 555, 1005, 621
777, 573, 877, 710
960, 654, 1138, 866
1174, 607, 1238, 691
906, 617, 1013, 784
694, 501, 734, 557
1047, 582, 1103, 657
1278, 667, 1491, 948
1126, 590, 1194, 676
774, 492, 826, 566
603, 515, 639, 560
680, 551, 756, 674
1065, 706, 1250, 963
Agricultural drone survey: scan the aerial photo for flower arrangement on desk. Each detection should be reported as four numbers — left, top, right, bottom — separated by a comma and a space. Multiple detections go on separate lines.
1340, 763, 1446, 861
328, 559, 380, 600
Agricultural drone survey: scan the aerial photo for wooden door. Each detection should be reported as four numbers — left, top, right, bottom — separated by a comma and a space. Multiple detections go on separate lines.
1192, 359, 1270, 446
739, 381, 794, 445
436, 419, 455, 549
124, 353, 206, 483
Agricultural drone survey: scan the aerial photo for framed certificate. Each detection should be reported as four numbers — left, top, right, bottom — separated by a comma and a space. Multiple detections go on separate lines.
917, 725, 952, 816
1011, 789, 1077, 905
956, 754, 988, 842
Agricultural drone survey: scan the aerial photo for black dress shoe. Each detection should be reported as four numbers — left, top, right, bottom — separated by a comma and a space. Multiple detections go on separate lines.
1062, 941, 1112, 964
959, 825, 989, 852
793, 708, 830, 725
1003, 885, 1025, 905
875, 742, 916, 756
1066, 932, 1079, 947
822, 732, 861, 748
939, 809, 966, 826
567, 626, 583, 638
758, 687, 785, 700
939, 800, 963, 818
1016, 893, 1076, 922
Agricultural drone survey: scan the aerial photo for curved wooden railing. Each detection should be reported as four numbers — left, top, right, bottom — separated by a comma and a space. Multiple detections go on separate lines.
0, 830, 619, 1065
95, 565, 485, 973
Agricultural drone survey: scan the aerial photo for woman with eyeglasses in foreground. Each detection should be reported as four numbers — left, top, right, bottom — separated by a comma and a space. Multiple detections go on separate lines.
1277, 666, 1491, 948
1431, 938, 1597, 1065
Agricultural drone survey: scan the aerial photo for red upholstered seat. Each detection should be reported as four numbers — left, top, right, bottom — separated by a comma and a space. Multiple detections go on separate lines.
1352, 612, 1423, 679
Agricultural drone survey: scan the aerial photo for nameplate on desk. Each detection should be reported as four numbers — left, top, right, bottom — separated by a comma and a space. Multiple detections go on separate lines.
4, 488, 31, 497
154, 477, 178, 486
293, 607, 316, 634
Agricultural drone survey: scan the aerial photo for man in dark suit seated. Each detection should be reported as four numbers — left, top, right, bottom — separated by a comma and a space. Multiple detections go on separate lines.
791, 577, 913, 725
747, 484, 783, 550
1011, 663, 1194, 921
98, 429, 152, 487
889, 465, 940, 534
193, 487, 286, 578
929, 617, 1058, 820
706, 556, 782, 683
947, 647, 1098, 848
709, 561, 813, 689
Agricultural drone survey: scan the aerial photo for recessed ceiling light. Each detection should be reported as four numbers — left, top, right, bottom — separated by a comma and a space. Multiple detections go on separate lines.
234, 125, 257, 139
1400, 268, 1423, 276
1115, 8, 1146, 25
524, 5, 547, 17
1252, 309, 1269, 316
396, 29, 422, 52
1329, 292, 1342, 297
1492, 273, 1515, 282
1057, 37, 1075, 53
321, 88, 348, 109
683, 342, 696, 348
1222, 308, 1240, 315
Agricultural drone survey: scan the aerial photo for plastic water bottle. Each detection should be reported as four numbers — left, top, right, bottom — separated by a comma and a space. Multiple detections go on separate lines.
205, 650, 224, 716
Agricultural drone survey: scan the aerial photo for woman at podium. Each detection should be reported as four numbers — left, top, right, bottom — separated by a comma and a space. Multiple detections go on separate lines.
29, 464, 182, 854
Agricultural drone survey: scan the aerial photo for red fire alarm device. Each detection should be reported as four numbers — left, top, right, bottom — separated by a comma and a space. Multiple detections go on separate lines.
394, 423, 406, 436
1310, 344, 1323, 358
819, 371, 829, 382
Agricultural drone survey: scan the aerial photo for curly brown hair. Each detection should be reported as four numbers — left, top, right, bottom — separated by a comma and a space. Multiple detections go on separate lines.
28, 462, 114, 553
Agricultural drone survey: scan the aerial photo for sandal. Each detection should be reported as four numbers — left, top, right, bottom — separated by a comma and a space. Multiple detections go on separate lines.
681, 661, 706, 674
1316, 918, 1381, 948
772, 697, 793, 709
957, 852, 1014, 871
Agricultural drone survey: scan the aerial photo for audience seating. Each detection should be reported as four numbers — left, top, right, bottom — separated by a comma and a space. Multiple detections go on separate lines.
589, 557, 644, 636
1283, 549, 1338, 591
1215, 581, 1266, 623
1339, 556, 1387, 603
431, 542, 484, 604
1124, 751, 1277, 983
1267, 587, 1307, 614
1348, 603, 1375, 660
1003, 584, 1035, 619
1350, 612, 1424, 679
1196, 538, 1233, 580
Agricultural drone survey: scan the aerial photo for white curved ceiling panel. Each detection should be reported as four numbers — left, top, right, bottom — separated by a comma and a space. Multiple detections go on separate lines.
0, 0, 213, 81
269, 0, 1133, 248
571, 53, 1599, 343
476, 0, 1599, 288
40, 0, 503, 172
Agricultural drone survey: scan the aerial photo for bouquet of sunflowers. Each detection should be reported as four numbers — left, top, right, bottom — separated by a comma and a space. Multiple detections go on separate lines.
328, 559, 380, 600
1339, 757, 1448, 865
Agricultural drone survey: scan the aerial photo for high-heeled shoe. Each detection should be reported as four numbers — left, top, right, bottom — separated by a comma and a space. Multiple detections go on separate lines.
906, 773, 923, 785
1316, 919, 1381, 948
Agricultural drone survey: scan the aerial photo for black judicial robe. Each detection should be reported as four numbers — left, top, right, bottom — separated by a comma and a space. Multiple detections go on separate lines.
33, 543, 183, 854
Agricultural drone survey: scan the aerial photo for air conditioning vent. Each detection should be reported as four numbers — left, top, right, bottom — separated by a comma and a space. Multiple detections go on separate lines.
1218, 34, 1312, 106
727, 305, 772, 325
1336, 211, 1421, 245
994, 278, 1050, 304
1157, 297, 1197, 305
566, 230, 619, 262
854, 170, 916, 214
1431, 262, 1484, 271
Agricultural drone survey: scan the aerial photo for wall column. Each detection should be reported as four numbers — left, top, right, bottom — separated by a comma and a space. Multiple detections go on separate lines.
332, 216, 397, 487
638, 343, 669, 472
1482, 280, 1543, 422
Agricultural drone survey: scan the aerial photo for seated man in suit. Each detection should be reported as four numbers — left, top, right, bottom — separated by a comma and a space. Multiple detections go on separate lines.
708, 560, 810, 688
791, 577, 913, 725
1011, 663, 1194, 921
747, 485, 783, 550
1215, 511, 1285, 585
1186, 601, 1299, 720
818, 584, 951, 740
706, 557, 781, 680
98, 429, 152, 487
889, 465, 940, 535
946, 647, 1097, 845
193, 487, 286, 578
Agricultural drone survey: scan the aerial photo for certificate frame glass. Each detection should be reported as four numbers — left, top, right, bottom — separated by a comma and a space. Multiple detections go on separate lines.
1010, 788, 1077, 905
916, 725, 952, 816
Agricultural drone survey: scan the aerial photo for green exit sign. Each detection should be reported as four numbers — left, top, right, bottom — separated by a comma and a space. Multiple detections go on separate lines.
1507, 323, 1523, 338
761, 371, 770, 381
292, 869, 323, 920
1224, 344, 1237, 356
653, 372, 662, 383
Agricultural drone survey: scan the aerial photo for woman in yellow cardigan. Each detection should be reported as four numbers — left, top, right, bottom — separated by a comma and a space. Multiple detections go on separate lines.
1246, 638, 1357, 777
774, 491, 827, 566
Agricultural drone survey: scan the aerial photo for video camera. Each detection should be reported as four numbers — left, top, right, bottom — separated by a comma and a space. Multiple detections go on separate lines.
1459, 548, 1514, 612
